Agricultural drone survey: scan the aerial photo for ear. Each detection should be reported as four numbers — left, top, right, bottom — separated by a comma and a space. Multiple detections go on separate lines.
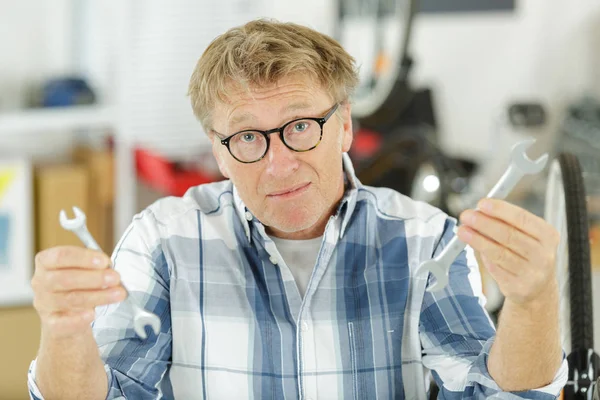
340, 102, 353, 152
211, 134, 230, 179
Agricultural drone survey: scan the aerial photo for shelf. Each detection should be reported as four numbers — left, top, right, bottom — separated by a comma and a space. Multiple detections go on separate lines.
0, 290, 33, 307
0, 105, 115, 136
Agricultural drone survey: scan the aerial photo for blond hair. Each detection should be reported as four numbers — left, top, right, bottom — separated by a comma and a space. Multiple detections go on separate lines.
187, 18, 359, 132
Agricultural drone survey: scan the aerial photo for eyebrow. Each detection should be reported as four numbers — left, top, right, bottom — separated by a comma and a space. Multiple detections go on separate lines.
229, 112, 256, 128
283, 101, 313, 113
227, 101, 315, 131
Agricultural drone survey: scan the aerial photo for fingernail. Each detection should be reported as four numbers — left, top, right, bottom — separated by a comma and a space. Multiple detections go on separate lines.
461, 211, 476, 225
480, 200, 493, 212
111, 289, 124, 300
92, 257, 103, 266
104, 273, 118, 286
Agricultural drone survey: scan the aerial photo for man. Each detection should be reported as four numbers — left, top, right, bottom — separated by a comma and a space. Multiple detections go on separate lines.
28, 19, 566, 399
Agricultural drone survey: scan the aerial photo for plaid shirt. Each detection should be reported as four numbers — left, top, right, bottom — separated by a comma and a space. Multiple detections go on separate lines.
29, 154, 567, 399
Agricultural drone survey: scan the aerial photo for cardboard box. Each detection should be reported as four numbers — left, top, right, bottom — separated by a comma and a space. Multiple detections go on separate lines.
73, 146, 114, 251
35, 164, 89, 251
73, 146, 114, 207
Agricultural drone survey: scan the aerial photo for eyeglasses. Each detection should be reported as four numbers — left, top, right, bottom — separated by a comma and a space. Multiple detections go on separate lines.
216, 103, 339, 164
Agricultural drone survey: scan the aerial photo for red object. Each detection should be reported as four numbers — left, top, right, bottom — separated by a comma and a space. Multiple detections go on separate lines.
351, 128, 383, 159
135, 148, 221, 197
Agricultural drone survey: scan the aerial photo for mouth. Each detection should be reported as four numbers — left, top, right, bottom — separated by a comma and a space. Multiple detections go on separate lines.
267, 183, 311, 198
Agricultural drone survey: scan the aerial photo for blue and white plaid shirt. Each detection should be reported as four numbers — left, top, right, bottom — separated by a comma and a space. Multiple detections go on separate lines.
29, 153, 567, 399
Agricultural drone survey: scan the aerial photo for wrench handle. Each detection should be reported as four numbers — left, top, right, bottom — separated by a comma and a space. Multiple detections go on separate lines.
75, 225, 102, 252
434, 164, 526, 263
434, 165, 525, 262
485, 165, 524, 200
433, 234, 467, 264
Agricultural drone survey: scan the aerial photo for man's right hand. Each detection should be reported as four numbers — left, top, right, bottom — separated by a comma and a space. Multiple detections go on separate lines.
32, 246, 128, 339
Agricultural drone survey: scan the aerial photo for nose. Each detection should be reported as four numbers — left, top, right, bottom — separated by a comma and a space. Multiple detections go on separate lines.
264, 133, 299, 178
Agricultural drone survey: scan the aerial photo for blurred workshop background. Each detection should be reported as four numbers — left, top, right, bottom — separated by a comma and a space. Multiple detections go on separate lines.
1, 0, 600, 398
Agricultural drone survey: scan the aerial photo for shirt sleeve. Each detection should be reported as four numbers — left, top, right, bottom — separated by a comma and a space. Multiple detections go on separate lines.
419, 217, 568, 399
28, 209, 173, 400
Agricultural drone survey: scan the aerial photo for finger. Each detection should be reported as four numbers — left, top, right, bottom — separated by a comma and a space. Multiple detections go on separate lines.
35, 246, 111, 270
35, 287, 127, 313
481, 254, 518, 287
457, 226, 522, 276
43, 268, 121, 292
460, 210, 543, 261
477, 199, 558, 245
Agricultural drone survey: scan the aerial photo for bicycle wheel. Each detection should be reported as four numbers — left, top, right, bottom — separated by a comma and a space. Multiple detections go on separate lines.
544, 152, 600, 400
544, 152, 593, 354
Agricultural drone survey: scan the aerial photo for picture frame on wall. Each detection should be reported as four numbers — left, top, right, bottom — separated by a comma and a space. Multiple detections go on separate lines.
0, 158, 34, 306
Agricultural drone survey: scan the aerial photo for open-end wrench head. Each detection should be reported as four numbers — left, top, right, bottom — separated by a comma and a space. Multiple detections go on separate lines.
133, 316, 161, 339
426, 277, 449, 293
134, 325, 148, 340
59, 206, 87, 231
417, 260, 450, 292
510, 138, 548, 174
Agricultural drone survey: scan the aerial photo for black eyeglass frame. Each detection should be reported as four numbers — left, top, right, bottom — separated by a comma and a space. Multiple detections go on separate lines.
216, 103, 340, 164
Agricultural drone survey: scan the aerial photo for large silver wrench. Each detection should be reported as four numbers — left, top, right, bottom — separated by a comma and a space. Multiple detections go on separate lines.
59, 206, 161, 339
417, 138, 548, 292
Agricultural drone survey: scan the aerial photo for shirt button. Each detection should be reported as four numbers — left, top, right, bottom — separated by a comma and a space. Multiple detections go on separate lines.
301, 321, 309, 332
269, 256, 278, 265
245, 211, 253, 221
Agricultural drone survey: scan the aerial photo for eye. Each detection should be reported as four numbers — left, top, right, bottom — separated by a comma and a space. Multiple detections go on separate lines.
293, 121, 310, 133
240, 132, 257, 143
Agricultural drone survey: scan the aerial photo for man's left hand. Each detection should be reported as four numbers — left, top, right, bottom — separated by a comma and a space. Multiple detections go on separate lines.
457, 198, 560, 306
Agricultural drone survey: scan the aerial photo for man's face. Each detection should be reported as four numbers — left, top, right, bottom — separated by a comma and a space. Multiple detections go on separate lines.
210, 76, 353, 239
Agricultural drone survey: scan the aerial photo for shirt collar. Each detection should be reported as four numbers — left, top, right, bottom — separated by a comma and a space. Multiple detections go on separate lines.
233, 152, 361, 243
338, 152, 360, 238
232, 184, 252, 242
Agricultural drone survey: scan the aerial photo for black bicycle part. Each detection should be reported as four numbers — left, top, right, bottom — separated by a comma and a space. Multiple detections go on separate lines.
565, 349, 600, 400
558, 153, 594, 352
555, 152, 598, 399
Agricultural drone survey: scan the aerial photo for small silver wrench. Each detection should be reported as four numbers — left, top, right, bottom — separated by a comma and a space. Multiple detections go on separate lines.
59, 206, 161, 339
417, 138, 548, 292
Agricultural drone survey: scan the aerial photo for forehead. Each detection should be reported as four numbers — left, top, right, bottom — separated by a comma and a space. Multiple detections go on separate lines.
212, 75, 331, 132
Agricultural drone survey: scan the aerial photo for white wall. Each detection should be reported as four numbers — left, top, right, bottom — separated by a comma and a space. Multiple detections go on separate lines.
3, 0, 600, 153
410, 0, 600, 162
0, 0, 83, 160
0, 0, 76, 110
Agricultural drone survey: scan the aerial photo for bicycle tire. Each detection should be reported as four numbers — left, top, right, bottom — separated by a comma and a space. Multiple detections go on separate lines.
334, 0, 416, 122
548, 153, 594, 351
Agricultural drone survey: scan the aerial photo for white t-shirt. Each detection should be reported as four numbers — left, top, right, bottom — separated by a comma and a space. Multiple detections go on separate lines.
269, 235, 322, 298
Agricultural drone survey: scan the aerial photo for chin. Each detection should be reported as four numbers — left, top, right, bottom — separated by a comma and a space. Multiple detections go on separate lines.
265, 208, 322, 234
